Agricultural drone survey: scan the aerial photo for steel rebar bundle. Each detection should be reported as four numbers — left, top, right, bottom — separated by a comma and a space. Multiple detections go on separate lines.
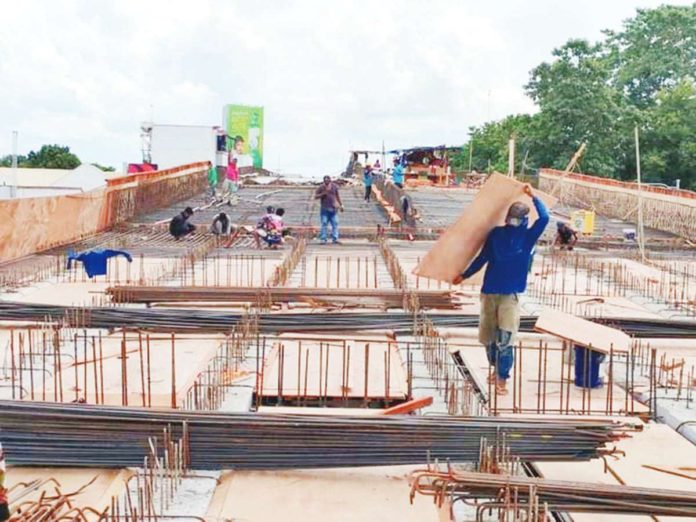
0, 301, 694, 337
106, 285, 457, 309
0, 401, 630, 470
410, 469, 696, 518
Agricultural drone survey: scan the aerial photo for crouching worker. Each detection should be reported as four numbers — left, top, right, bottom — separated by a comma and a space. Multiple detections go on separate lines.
169, 207, 196, 240
254, 208, 286, 249
454, 185, 549, 394
210, 212, 232, 236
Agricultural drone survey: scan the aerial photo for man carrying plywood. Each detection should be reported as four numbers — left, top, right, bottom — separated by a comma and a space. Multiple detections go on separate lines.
454, 184, 549, 394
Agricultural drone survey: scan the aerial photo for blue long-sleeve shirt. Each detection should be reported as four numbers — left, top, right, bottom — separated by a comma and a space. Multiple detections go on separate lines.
392, 164, 404, 185
462, 196, 549, 294
67, 249, 133, 278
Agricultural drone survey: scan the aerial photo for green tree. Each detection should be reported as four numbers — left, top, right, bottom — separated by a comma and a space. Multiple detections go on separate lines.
640, 80, 696, 189
24, 144, 81, 169
0, 154, 28, 167
526, 39, 632, 178
455, 114, 537, 174
606, 4, 696, 108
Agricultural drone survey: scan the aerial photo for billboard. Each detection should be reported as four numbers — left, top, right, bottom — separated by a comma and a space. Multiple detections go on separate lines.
224, 105, 264, 168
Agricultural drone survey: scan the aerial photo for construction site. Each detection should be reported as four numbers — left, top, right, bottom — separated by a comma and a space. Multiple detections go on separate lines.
1, 157, 696, 522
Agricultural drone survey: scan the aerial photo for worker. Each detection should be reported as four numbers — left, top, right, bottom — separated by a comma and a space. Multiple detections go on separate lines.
315, 175, 343, 245
554, 221, 578, 250
392, 157, 405, 188
0, 443, 9, 521
223, 154, 239, 204
169, 207, 196, 240
207, 163, 218, 200
363, 164, 373, 202
454, 185, 549, 395
210, 212, 231, 235
254, 207, 285, 249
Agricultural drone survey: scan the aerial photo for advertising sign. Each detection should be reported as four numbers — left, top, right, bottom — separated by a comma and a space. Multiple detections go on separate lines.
224, 105, 264, 168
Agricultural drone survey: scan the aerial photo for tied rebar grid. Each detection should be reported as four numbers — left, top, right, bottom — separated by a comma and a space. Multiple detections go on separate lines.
530, 250, 696, 317
182, 311, 260, 411
0, 401, 632, 470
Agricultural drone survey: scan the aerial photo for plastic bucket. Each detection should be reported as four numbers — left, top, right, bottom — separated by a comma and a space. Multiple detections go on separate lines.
574, 346, 604, 388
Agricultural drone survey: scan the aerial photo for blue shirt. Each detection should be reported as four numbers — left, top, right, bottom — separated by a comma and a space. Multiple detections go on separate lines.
392, 164, 404, 185
363, 171, 373, 187
462, 197, 549, 294
67, 249, 133, 278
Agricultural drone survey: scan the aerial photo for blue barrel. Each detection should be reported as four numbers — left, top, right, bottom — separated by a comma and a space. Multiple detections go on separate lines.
574, 346, 605, 388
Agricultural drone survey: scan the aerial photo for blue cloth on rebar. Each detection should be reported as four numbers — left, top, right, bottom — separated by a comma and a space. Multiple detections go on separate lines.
66, 249, 132, 278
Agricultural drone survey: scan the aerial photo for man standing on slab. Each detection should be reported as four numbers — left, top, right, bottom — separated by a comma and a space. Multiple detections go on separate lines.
454, 184, 549, 394
315, 175, 343, 244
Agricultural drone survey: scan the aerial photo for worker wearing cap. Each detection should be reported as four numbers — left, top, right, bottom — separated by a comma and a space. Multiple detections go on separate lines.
454, 185, 549, 394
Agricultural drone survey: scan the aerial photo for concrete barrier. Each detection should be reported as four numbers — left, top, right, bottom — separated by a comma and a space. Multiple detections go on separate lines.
0, 162, 209, 263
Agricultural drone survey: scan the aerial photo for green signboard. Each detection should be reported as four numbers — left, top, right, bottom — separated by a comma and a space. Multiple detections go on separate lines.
224, 104, 264, 168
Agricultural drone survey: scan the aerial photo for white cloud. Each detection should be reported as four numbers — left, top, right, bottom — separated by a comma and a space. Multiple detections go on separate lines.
0, 0, 691, 176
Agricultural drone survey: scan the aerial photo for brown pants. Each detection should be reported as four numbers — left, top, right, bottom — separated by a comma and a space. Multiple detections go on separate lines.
478, 293, 521, 346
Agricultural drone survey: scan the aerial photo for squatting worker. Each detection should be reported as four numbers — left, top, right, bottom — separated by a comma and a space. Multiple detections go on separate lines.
554, 221, 578, 250
169, 207, 196, 240
453, 184, 549, 395
315, 175, 343, 244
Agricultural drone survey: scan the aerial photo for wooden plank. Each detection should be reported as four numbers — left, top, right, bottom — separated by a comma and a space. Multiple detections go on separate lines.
413, 174, 556, 283
534, 309, 631, 354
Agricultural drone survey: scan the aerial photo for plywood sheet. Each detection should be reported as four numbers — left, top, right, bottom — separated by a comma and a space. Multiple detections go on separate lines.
536, 423, 696, 522
534, 309, 631, 354
207, 467, 439, 522
413, 174, 556, 283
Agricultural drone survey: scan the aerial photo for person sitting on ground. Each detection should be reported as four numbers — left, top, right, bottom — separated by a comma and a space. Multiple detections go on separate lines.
169, 207, 196, 240
210, 212, 231, 236
453, 185, 549, 395
554, 221, 578, 250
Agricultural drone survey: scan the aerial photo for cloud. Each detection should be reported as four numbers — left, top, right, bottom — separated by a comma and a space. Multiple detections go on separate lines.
0, 0, 691, 176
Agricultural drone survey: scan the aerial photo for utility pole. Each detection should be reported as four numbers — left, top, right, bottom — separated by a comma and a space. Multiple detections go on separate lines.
468, 141, 473, 173
635, 126, 646, 263
507, 136, 515, 177
11, 131, 18, 198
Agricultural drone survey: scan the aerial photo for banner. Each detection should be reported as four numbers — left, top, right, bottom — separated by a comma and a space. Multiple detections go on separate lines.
224, 105, 264, 168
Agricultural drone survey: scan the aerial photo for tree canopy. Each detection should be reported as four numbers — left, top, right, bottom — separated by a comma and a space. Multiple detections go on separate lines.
453, 3, 696, 189
0, 144, 81, 169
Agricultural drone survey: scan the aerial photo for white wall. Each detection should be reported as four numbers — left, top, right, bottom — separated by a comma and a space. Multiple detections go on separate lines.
150, 125, 217, 169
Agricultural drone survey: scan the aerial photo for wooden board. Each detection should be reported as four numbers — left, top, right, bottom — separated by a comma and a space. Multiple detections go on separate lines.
413, 174, 556, 283
207, 467, 439, 521
534, 309, 631, 354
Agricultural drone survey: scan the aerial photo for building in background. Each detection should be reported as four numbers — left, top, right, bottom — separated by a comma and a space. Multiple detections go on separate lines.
147, 123, 221, 170
0, 163, 117, 199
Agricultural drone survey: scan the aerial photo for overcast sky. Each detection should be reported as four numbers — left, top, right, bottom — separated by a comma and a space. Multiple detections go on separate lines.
0, 0, 691, 177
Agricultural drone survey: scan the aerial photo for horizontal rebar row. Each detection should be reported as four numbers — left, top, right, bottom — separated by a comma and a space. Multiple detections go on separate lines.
410, 468, 696, 518
0, 301, 694, 337
105, 285, 456, 309
0, 401, 631, 469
